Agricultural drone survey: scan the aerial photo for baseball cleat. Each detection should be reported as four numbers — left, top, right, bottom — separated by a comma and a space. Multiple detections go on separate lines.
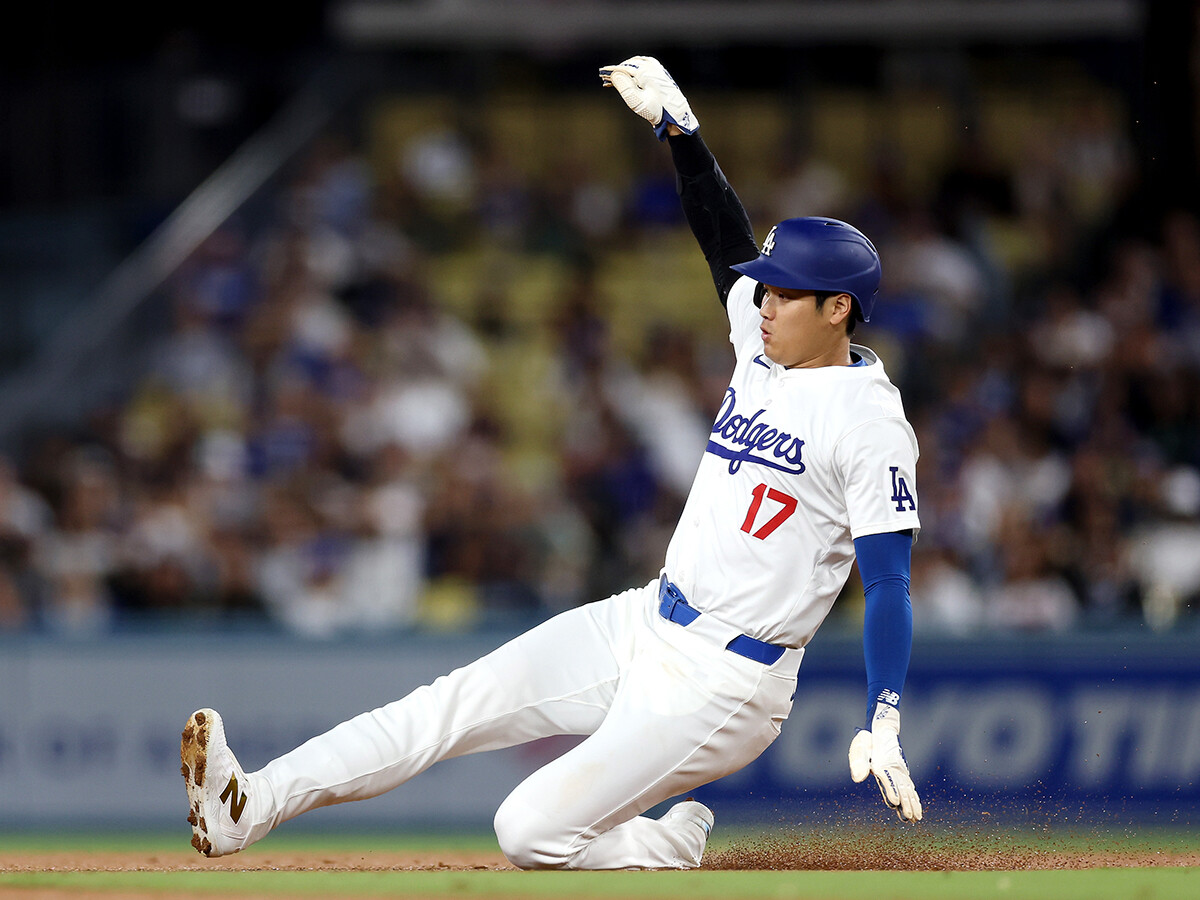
660, 800, 715, 866
180, 708, 254, 858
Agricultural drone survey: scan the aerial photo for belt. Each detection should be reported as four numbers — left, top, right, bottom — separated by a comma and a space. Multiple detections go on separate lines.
657, 576, 786, 666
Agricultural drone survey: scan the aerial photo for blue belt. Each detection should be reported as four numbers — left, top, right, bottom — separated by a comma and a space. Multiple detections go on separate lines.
657, 576, 786, 666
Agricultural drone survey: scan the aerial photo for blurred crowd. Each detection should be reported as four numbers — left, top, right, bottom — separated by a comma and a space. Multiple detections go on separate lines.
1, 84, 1198, 640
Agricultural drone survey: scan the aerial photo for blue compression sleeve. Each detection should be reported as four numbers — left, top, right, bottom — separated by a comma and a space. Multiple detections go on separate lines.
854, 530, 914, 729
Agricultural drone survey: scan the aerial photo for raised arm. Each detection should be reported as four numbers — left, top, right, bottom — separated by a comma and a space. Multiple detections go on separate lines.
667, 132, 760, 307
601, 56, 759, 307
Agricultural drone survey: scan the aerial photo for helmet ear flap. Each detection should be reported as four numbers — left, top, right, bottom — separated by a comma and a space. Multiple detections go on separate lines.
752, 282, 767, 309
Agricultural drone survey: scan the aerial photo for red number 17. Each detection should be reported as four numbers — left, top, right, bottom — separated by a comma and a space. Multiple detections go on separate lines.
740, 483, 797, 539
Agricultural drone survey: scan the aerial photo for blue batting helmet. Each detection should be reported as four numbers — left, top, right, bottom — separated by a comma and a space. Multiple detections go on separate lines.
731, 217, 882, 321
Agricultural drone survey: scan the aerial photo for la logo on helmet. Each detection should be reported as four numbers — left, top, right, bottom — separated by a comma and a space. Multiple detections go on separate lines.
761, 226, 777, 256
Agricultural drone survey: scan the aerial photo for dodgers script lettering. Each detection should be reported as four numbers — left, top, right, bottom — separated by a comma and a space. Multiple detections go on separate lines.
707, 388, 806, 475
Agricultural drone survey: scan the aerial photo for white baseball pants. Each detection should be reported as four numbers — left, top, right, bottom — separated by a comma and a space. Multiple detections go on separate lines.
248, 578, 802, 869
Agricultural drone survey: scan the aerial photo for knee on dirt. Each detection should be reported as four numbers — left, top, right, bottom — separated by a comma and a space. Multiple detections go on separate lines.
493, 795, 575, 870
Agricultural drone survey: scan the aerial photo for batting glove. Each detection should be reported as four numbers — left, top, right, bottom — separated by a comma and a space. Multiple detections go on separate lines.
599, 56, 699, 141
848, 702, 923, 823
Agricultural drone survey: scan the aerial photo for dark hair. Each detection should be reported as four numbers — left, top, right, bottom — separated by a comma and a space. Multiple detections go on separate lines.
814, 291, 858, 336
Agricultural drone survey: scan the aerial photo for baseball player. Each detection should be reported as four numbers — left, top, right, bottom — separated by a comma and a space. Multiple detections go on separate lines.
181, 55, 922, 870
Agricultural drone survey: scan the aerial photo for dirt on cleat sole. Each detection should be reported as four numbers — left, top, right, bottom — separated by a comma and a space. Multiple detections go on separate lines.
181, 711, 214, 857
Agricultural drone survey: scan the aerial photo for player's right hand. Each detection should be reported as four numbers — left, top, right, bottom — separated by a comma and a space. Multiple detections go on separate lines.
599, 56, 699, 141
848, 702, 923, 822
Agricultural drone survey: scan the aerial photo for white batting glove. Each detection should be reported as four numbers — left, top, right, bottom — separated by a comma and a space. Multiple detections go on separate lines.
599, 56, 699, 140
848, 702, 923, 823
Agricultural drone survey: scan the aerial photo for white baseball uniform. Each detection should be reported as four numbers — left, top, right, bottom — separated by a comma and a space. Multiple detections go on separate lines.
220, 271, 919, 869
194, 57, 923, 869
667, 275, 921, 650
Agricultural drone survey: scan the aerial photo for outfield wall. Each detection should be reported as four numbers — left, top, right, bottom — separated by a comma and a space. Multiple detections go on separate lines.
1, 626, 1198, 830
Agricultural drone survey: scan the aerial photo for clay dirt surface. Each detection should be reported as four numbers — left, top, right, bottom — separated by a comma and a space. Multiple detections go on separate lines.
702, 830, 1200, 870
0, 847, 514, 873
2, 830, 1198, 874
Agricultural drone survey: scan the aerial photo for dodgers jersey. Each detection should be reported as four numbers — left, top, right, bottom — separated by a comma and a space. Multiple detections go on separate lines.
663, 275, 921, 649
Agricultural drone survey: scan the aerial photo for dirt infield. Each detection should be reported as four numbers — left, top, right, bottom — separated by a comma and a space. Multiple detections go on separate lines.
2, 833, 1198, 873
703, 832, 1200, 870
0, 847, 513, 873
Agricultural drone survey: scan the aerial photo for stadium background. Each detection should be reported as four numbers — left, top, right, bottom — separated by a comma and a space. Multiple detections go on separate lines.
1, 1, 1198, 831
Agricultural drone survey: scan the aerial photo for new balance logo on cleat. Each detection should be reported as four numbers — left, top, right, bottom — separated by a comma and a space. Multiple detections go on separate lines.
220, 774, 248, 824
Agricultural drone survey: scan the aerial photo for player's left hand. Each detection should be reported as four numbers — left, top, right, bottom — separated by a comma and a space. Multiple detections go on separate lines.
848, 702, 922, 822
599, 56, 699, 140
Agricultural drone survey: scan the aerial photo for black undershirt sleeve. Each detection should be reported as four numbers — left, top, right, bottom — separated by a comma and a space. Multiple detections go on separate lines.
667, 132, 761, 308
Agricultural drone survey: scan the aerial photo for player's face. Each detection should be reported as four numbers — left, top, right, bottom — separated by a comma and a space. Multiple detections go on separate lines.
759, 286, 850, 368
